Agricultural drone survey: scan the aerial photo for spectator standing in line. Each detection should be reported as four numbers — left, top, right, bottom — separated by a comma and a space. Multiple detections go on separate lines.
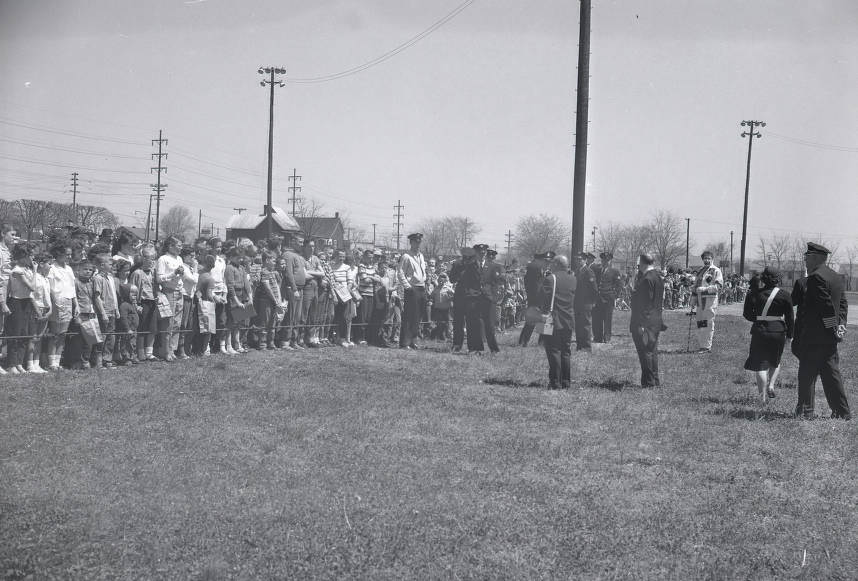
301, 240, 325, 347
629, 253, 665, 388
447, 247, 472, 352
0, 224, 17, 375
155, 236, 185, 362
177, 247, 199, 359
46, 242, 77, 371
793, 242, 850, 420
356, 249, 381, 345
430, 271, 454, 341
540, 255, 576, 389
279, 242, 306, 350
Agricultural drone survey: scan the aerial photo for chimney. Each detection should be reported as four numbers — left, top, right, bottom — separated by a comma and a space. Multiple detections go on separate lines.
334, 211, 339, 219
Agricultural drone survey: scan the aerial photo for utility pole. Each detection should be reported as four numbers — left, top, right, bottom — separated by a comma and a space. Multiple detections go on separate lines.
685, 218, 690, 269
287, 168, 302, 216
393, 199, 405, 251
259, 66, 286, 235
570, 0, 592, 256
70, 172, 79, 224
151, 130, 168, 243
591, 226, 597, 253
372, 223, 377, 246
462, 217, 470, 247
730, 230, 734, 273
739, 120, 765, 276
505, 230, 514, 267
233, 207, 247, 214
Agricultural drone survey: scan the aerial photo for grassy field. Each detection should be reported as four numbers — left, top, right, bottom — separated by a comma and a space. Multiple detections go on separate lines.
2, 308, 857, 580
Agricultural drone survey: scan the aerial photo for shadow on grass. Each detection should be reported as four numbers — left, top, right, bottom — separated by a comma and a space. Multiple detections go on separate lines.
711, 407, 795, 421
583, 377, 636, 392
482, 377, 544, 389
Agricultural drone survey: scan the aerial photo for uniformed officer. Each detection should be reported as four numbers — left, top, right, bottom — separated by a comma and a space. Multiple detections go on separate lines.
591, 251, 622, 343
461, 243, 500, 354
448, 247, 474, 352
485, 248, 504, 332
397, 233, 427, 350
572, 252, 598, 351
794, 242, 850, 420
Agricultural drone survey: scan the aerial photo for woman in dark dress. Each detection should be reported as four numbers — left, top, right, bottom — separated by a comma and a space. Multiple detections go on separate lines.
743, 267, 794, 405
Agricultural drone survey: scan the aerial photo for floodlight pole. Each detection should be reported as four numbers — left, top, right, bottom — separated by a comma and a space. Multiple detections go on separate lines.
739, 120, 764, 276
259, 66, 286, 237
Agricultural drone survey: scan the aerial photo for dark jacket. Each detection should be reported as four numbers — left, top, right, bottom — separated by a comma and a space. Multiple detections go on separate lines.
629, 268, 664, 331
742, 287, 794, 338
540, 270, 576, 331
574, 265, 598, 310
798, 264, 847, 347
593, 265, 622, 302
523, 262, 545, 302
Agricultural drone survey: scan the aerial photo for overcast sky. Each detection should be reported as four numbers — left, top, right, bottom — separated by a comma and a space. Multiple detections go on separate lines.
1, 0, 856, 255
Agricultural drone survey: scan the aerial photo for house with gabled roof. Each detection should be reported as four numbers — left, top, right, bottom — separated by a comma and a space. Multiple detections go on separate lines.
294, 211, 346, 249
225, 206, 300, 244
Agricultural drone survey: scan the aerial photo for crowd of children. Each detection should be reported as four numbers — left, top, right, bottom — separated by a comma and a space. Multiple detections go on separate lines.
0, 224, 532, 374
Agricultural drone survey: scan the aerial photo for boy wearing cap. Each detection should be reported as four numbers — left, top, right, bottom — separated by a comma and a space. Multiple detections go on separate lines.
794, 242, 850, 420
690, 251, 724, 353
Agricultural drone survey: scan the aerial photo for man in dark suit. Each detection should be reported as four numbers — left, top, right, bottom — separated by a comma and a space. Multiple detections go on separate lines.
540, 255, 577, 389
794, 242, 850, 420
461, 243, 501, 354
591, 251, 623, 343
518, 251, 552, 346
486, 248, 505, 332
573, 252, 598, 351
448, 247, 472, 352
629, 253, 665, 387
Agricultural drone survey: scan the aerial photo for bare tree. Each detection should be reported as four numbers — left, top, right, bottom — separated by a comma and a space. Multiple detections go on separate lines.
295, 197, 326, 240
647, 210, 685, 268
614, 224, 652, 270
513, 214, 570, 259
76, 204, 118, 234
15, 199, 53, 240
159, 205, 195, 241
596, 222, 625, 258
844, 244, 858, 291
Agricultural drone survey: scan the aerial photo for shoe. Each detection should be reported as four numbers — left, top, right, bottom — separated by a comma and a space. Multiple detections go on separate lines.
291, 342, 305, 350
47, 365, 60, 372
0, 366, 6, 375
831, 411, 853, 420
16, 365, 27, 373
103, 362, 117, 368
767, 388, 776, 399
224, 347, 238, 355
451, 346, 462, 353
146, 355, 159, 362
9, 366, 22, 374
280, 344, 295, 351
358, 340, 367, 346
307, 342, 320, 348
547, 381, 559, 390
697, 348, 711, 354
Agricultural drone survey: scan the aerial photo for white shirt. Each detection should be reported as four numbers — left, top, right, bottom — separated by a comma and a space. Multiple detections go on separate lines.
48, 263, 77, 301
398, 251, 426, 289
156, 253, 184, 294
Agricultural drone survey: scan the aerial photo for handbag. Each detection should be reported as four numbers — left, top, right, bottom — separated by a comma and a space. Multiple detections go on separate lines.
534, 274, 556, 336
156, 292, 173, 319
79, 316, 104, 346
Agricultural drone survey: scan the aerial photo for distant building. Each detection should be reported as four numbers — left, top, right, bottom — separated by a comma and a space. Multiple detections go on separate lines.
294, 211, 346, 249
225, 206, 300, 244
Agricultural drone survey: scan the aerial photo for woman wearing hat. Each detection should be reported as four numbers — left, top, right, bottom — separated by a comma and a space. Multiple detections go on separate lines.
742, 267, 794, 405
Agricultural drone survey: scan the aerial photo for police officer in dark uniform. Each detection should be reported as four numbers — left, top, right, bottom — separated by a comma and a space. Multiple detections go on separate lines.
486, 248, 504, 332
794, 242, 850, 420
460, 243, 500, 354
448, 247, 474, 352
591, 251, 622, 343
573, 251, 598, 351
518, 251, 553, 346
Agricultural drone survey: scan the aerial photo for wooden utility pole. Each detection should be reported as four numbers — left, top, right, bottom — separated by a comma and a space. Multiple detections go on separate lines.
685, 218, 690, 269
372, 223, 377, 246
571, 0, 591, 256
259, 66, 286, 235
198, 209, 202, 238
739, 120, 765, 275
233, 207, 247, 214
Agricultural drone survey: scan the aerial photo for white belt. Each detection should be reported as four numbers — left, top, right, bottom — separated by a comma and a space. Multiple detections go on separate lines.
756, 315, 784, 322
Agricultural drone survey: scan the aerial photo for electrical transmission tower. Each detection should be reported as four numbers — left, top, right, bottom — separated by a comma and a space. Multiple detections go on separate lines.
505, 230, 514, 266
150, 130, 168, 243
393, 199, 405, 251
287, 168, 302, 216
70, 172, 79, 224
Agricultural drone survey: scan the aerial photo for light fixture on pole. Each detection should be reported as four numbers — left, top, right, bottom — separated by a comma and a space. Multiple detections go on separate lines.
259, 66, 286, 236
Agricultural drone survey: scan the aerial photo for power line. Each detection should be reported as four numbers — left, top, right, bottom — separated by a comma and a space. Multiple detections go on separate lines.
289, 0, 476, 84
0, 154, 148, 174
0, 137, 148, 160
768, 131, 858, 153
0, 117, 149, 146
